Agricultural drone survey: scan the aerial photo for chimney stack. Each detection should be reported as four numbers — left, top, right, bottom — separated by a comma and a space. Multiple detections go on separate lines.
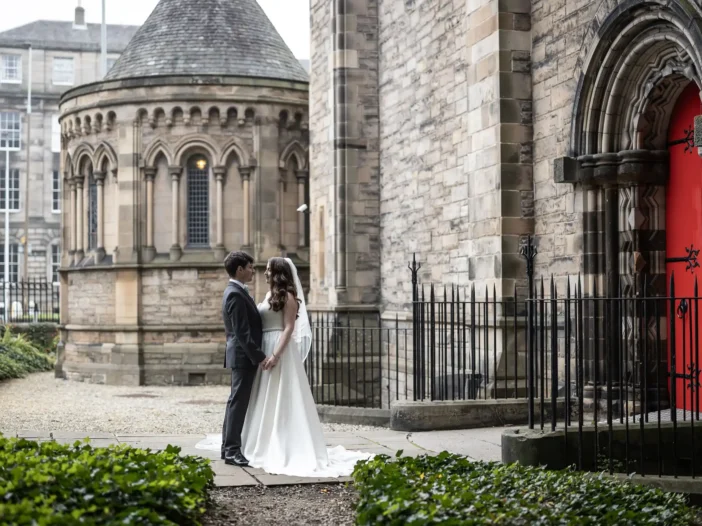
74, 1, 86, 29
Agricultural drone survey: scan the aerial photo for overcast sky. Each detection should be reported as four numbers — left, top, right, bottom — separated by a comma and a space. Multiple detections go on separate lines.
0, 0, 311, 59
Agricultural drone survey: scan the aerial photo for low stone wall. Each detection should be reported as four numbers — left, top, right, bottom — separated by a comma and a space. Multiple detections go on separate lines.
390, 399, 565, 431
502, 420, 702, 478
60, 327, 229, 386
317, 405, 390, 427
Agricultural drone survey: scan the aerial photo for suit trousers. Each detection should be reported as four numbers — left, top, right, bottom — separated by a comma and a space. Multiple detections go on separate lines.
221, 367, 256, 456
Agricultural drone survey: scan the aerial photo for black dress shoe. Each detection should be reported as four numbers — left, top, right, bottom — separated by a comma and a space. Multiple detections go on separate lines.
224, 451, 249, 467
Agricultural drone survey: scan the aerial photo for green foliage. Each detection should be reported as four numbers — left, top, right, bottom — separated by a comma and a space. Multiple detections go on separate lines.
6, 323, 59, 353
0, 435, 214, 525
352, 451, 695, 525
0, 327, 54, 381
0, 353, 27, 381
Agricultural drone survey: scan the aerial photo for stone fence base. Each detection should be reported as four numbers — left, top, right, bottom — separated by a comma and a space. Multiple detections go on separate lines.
390, 399, 565, 432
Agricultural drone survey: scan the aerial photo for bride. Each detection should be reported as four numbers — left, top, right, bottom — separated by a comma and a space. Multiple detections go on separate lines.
196, 257, 372, 477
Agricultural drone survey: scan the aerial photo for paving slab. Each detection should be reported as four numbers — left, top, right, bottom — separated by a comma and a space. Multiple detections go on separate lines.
410, 427, 504, 462
179, 447, 220, 460
51, 431, 115, 440
116, 433, 207, 438
116, 435, 204, 443
214, 473, 259, 487
211, 460, 248, 476
54, 438, 120, 448
4, 430, 50, 439
253, 473, 352, 486
4, 426, 511, 486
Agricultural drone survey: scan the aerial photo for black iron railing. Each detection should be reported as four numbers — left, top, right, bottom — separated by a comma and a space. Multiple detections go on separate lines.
525, 272, 702, 478
0, 279, 59, 324
306, 311, 413, 409
411, 284, 526, 402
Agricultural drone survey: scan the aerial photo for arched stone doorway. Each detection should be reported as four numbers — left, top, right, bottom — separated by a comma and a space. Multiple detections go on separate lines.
556, 0, 702, 410
666, 81, 702, 413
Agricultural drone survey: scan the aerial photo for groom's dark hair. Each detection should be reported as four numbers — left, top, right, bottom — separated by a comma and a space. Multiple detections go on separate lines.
224, 251, 254, 278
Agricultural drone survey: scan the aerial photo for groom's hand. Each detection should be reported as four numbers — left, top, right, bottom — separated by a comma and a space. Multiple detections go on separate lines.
262, 355, 279, 371
261, 356, 272, 371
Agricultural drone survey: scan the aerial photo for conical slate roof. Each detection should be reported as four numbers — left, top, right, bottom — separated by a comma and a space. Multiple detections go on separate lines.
105, 0, 308, 83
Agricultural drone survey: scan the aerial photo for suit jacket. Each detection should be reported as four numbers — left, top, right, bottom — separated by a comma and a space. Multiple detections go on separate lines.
222, 281, 266, 369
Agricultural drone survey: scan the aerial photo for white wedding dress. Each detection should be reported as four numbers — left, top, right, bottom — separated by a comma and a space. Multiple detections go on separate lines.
196, 260, 372, 477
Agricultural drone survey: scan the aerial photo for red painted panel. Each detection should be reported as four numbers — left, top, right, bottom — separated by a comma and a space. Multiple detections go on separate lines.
666, 81, 702, 414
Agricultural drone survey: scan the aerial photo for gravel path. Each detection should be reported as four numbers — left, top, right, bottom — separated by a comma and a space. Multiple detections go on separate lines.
0, 373, 383, 435
202, 484, 357, 526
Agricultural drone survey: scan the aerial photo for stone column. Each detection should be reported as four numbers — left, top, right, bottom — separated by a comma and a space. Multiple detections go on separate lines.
278, 169, 286, 249
296, 169, 308, 249
75, 176, 84, 263
69, 178, 77, 255
214, 165, 227, 260
143, 167, 156, 262
169, 165, 183, 261
94, 171, 106, 262
328, 0, 380, 304
240, 166, 252, 247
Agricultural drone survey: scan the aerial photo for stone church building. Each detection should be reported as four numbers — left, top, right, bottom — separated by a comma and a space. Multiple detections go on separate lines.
58, 0, 702, 392
310, 0, 702, 309
58, 0, 309, 385
308, 0, 702, 400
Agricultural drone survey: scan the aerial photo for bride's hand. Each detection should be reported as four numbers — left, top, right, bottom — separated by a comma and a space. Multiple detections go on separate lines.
265, 355, 279, 370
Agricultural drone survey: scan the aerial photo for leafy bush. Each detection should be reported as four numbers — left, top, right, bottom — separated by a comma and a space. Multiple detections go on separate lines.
0, 353, 27, 381
352, 452, 695, 525
7, 323, 58, 353
0, 327, 54, 381
0, 435, 214, 525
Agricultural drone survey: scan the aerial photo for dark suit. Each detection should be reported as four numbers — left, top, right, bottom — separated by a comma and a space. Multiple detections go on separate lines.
221, 280, 266, 457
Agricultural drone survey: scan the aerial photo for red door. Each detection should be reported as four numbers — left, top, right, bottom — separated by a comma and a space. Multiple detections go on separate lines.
666, 81, 702, 415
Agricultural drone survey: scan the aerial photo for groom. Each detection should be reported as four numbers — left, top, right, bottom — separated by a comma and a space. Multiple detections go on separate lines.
221, 251, 267, 467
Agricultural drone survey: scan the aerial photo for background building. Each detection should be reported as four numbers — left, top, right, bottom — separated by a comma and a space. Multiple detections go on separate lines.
0, 4, 137, 285
58, 0, 309, 385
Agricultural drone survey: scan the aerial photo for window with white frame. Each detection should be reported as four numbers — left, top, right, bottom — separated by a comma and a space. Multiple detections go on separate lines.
106, 58, 116, 72
0, 244, 19, 283
52, 170, 60, 213
51, 244, 60, 284
0, 112, 20, 150
1, 54, 21, 83
51, 115, 61, 153
52, 57, 74, 86
0, 168, 20, 212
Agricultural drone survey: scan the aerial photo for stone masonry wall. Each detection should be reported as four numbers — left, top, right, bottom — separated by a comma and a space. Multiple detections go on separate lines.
66, 270, 115, 325
308, 0, 332, 307
531, 0, 597, 280
308, 0, 381, 309
141, 268, 227, 325
309, 0, 626, 300
378, 0, 469, 313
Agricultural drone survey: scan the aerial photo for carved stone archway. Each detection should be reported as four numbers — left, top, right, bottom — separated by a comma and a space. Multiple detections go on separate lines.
556, 0, 702, 408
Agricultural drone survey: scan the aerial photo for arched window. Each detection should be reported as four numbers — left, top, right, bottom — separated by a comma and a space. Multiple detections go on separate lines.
87, 169, 98, 250
187, 155, 210, 246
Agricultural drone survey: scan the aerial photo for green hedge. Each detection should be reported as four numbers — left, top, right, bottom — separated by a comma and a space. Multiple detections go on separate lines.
0, 435, 214, 525
7, 323, 58, 353
352, 452, 695, 525
0, 328, 54, 381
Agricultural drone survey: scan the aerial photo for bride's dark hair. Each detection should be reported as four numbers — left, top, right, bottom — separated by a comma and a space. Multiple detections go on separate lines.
267, 257, 301, 313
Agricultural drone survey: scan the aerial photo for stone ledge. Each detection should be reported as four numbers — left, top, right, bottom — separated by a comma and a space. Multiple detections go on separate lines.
316, 405, 390, 427
60, 75, 309, 105
501, 420, 702, 480
62, 324, 223, 332
391, 398, 565, 432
